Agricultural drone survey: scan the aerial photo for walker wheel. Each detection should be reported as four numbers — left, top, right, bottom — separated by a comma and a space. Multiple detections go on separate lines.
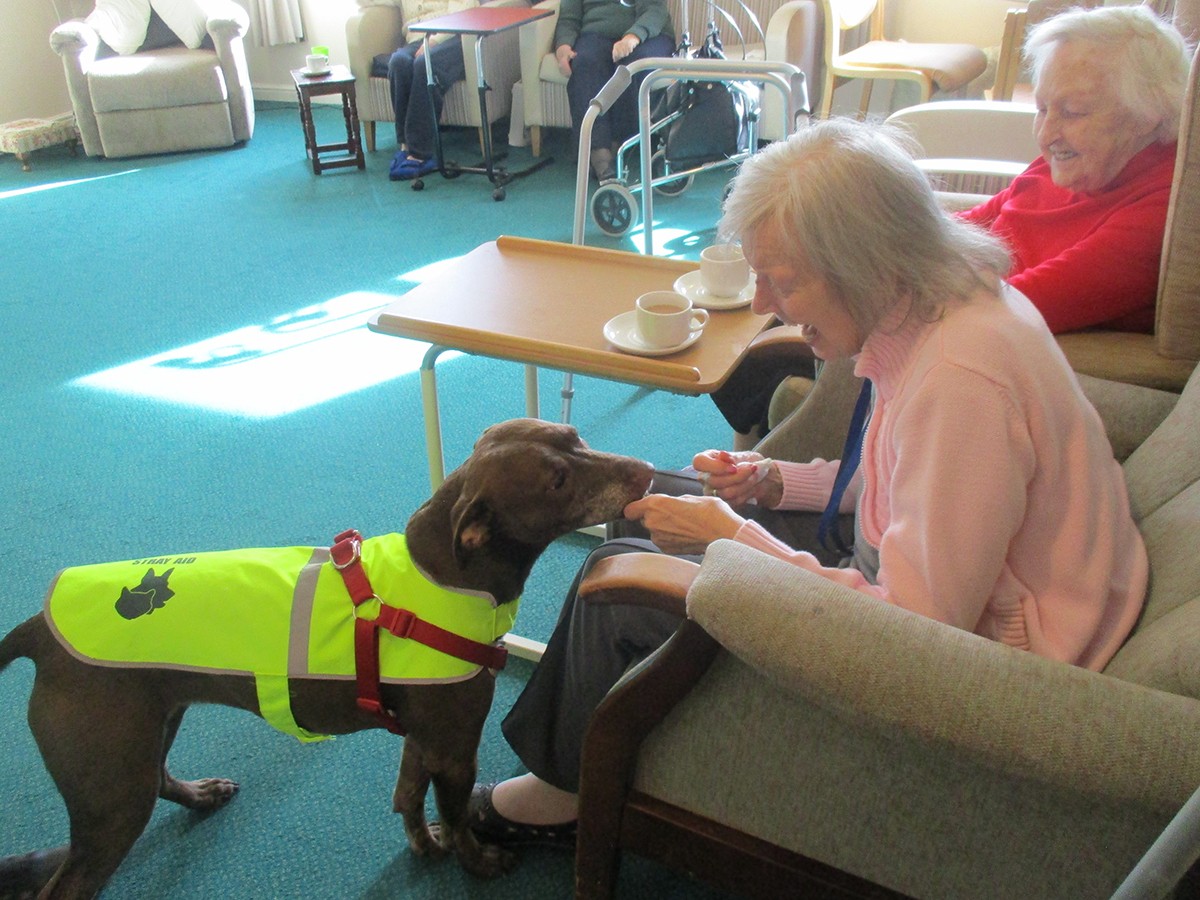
493, 187, 506, 201
590, 182, 639, 237
412, 179, 424, 191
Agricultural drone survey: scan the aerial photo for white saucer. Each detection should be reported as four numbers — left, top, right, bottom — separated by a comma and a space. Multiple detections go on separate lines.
603, 310, 702, 357
674, 269, 754, 310
304, 67, 331, 77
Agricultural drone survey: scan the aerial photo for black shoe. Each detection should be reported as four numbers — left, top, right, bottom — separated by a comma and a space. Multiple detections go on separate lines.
467, 782, 577, 848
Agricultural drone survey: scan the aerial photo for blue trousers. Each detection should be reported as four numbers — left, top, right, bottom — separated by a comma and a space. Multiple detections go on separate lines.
565, 31, 676, 152
387, 37, 467, 158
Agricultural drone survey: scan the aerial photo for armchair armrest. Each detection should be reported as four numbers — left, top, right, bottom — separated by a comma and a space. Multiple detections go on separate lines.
578, 552, 698, 617
519, 0, 561, 126
204, 0, 249, 39
758, 0, 820, 141
50, 20, 103, 156
687, 540, 1200, 814
886, 100, 1038, 164
206, 0, 253, 143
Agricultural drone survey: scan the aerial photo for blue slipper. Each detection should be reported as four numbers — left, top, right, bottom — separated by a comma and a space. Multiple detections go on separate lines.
388, 150, 414, 181
393, 155, 438, 181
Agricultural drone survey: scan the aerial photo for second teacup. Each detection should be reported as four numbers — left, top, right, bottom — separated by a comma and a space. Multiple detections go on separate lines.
635, 291, 709, 349
699, 244, 750, 297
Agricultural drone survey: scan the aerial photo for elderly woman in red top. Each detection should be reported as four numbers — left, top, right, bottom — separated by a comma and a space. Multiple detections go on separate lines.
712, 3, 1192, 442
959, 3, 1191, 333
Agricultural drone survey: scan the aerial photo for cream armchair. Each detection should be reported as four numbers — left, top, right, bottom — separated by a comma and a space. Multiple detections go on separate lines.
50, 0, 253, 159
575, 357, 1200, 900
515, 0, 821, 156
346, 0, 530, 154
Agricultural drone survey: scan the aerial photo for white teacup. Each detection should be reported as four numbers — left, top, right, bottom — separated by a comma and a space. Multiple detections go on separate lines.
305, 54, 329, 73
699, 244, 750, 297
635, 291, 709, 349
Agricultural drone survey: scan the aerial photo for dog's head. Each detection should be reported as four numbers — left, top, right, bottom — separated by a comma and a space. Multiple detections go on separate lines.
448, 419, 653, 566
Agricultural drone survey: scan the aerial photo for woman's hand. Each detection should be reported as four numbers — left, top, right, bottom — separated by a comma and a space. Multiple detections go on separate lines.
692, 449, 784, 509
612, 34, 640, 62
622, 494, 746, 555
555, 43, 576, 77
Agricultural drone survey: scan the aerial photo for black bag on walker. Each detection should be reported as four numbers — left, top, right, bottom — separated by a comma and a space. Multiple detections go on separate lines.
660, 22, 754, 169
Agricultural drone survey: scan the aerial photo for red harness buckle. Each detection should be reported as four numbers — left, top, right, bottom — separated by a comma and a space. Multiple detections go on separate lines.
329, 529, 510, 737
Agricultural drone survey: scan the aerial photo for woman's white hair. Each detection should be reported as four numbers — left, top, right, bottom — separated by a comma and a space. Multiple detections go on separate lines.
719, 118, 1010, 334
1025, 4, 1191, 144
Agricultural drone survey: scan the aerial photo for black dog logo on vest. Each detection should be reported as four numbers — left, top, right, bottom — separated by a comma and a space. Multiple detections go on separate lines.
115, 568, 176, 620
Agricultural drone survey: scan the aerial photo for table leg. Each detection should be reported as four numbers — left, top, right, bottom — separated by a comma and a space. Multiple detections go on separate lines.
420, 344, 450, 491
524, 365, 540, 419
295, 87, 320, 175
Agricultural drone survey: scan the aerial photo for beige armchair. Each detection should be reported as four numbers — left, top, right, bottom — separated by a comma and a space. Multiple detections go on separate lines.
515, 0, 822, 156
346, 0, 530, 154
575, 356, 1200, 900
50, 0, 254, 159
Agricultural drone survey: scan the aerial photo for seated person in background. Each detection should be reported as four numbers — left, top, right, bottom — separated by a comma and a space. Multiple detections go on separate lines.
712, 3, 1191, 442
462, 118, 1149, 847
555, 0, 676, 180
383, 0, 479, 181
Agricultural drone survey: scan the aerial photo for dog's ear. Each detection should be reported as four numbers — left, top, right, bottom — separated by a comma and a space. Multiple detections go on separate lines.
451, 494, 493, 564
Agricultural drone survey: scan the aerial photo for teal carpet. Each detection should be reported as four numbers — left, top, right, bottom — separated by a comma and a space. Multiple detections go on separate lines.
0, 104, 738, 897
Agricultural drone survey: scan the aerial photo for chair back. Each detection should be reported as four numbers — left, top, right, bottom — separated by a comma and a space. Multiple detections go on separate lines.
1104, 362, 1200, 700
1156, 48, 1200, 363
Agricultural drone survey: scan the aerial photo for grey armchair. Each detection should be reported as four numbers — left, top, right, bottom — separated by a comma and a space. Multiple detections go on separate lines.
50, 0, 254, 159
575, 357, 1200, 900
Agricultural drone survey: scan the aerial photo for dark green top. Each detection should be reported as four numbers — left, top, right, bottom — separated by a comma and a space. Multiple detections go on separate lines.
553, 0, 673, 48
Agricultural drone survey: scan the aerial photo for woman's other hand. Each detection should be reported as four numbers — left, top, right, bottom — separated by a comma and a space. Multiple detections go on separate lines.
622, 494, 746, 555
556, 43, 576, 77
692, 449, 784, 509
612, 34, 640, 62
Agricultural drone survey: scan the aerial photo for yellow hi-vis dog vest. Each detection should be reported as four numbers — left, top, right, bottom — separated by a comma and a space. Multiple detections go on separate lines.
43, 533, 518, 742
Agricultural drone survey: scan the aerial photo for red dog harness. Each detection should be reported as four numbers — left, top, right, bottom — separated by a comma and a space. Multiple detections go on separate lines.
330, 529, 509, 735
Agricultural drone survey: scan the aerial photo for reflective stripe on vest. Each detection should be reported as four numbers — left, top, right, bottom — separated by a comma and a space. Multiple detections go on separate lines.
43, 534, 518, 740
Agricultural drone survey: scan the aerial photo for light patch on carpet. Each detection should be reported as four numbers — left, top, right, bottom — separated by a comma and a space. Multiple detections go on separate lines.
73, 291, 459, 416
0, 169, 139, 201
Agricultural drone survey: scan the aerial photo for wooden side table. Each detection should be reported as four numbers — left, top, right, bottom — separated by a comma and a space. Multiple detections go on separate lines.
290, 65, 366, 175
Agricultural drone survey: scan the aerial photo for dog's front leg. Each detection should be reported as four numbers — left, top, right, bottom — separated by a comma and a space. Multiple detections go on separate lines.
393, 739, 444, 860
427, 757, 515, 879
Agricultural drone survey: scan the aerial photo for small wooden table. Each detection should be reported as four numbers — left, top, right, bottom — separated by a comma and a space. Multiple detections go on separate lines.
290, 65, 366, 175
408, 6, 556, 200
369, 235, 772, 488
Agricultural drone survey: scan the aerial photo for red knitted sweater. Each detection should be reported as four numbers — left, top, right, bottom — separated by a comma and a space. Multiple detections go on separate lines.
959, 140, 1177, 334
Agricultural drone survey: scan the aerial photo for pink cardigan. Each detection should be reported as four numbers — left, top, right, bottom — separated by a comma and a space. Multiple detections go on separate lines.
734, 285, 1148, 671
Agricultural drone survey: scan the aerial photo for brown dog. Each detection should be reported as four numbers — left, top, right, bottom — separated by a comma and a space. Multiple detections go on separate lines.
0, 418, 653, 899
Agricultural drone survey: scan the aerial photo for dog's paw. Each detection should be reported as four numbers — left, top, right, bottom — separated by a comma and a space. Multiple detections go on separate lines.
161, 776, 239, 811
407, 823, 450, 860
458, 840, 517, 880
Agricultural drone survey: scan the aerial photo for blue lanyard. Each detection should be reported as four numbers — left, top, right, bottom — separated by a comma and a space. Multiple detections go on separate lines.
817, 378, 873, 556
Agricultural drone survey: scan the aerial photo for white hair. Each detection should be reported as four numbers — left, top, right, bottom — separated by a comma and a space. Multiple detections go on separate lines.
1025, 4, 1191, 144
719, 118, 1009, 333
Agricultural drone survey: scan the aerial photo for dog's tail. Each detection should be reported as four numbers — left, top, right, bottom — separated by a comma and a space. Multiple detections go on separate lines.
0, 617, 39, 673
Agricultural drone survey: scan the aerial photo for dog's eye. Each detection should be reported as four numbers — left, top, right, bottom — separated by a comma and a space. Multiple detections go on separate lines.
548, 468, 568, 491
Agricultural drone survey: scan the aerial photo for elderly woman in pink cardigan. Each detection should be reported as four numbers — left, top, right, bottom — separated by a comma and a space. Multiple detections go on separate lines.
464, 118, 1148, 850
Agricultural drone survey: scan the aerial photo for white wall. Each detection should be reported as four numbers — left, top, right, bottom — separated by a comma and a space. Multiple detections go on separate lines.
2, 0, 1021, 132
